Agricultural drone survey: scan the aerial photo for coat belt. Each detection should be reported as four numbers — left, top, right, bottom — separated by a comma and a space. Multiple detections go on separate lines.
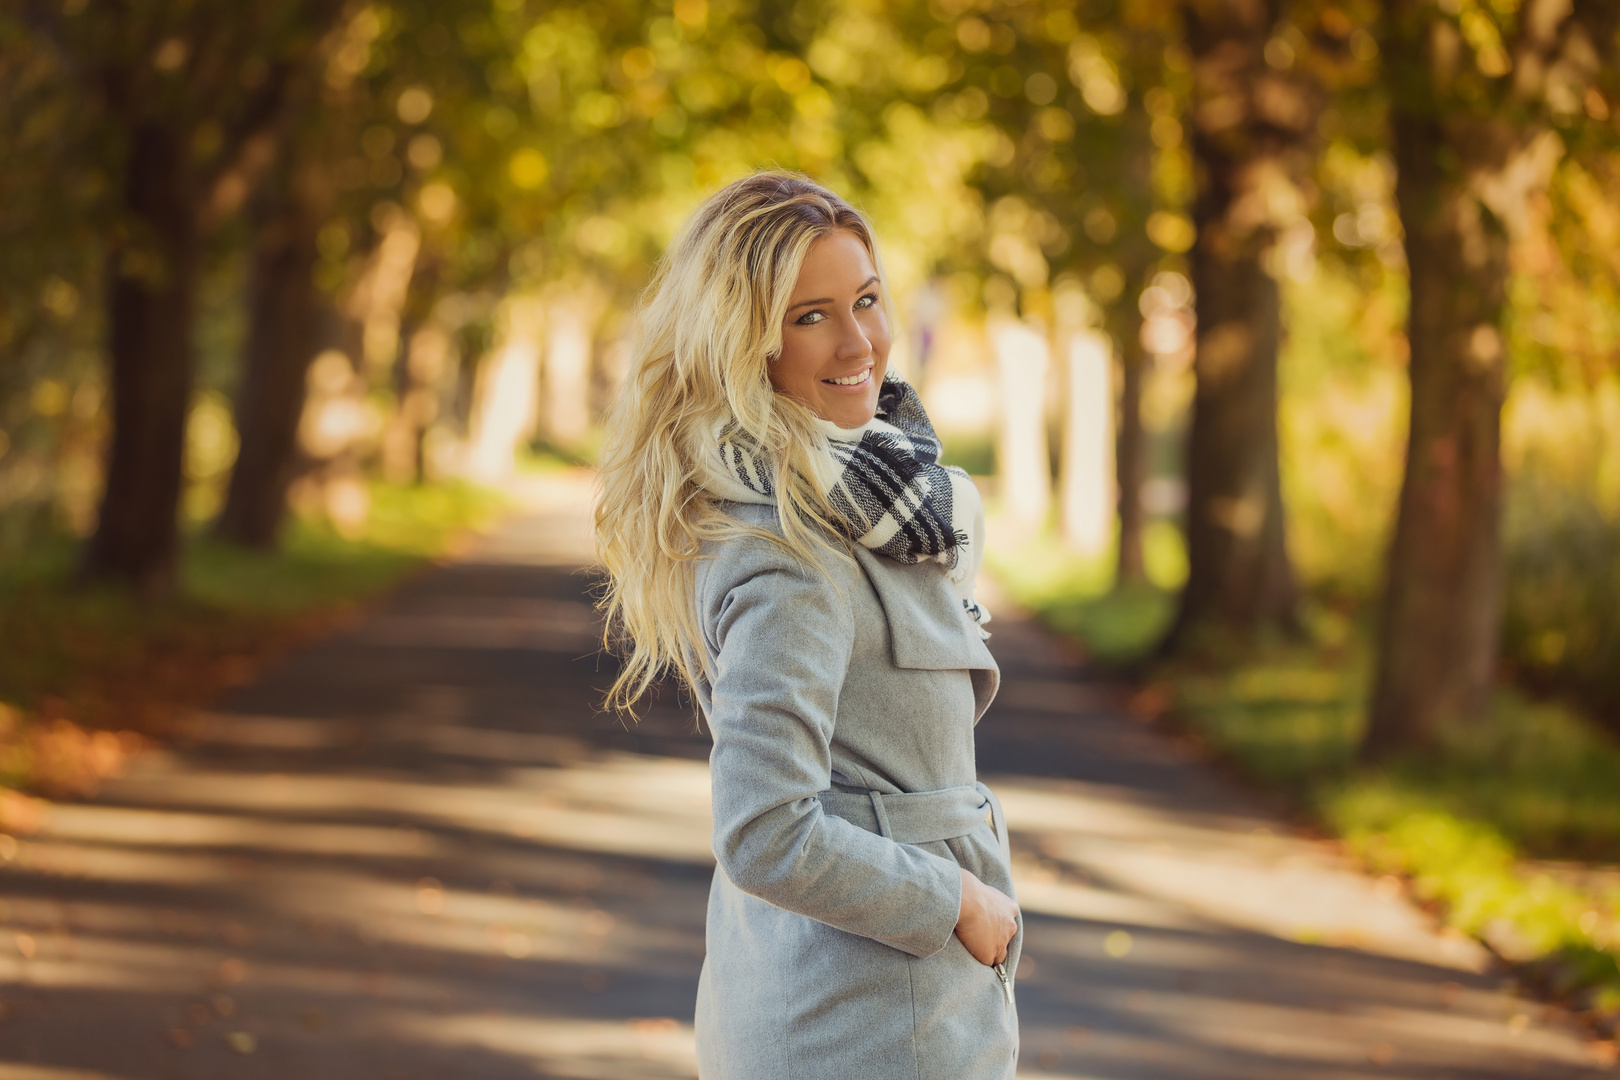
817, 781, 1010, 862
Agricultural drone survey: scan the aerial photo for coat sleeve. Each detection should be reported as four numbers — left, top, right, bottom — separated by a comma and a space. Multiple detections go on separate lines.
700, 548, 963, 959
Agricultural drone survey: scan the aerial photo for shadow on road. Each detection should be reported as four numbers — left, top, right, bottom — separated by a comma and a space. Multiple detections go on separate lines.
0, 480, 1609, 1078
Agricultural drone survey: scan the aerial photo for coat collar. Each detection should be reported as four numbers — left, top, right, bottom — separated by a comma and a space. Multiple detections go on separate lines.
850, 545, 1000, 721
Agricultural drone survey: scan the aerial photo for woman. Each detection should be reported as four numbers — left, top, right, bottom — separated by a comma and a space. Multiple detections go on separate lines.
595, 171, 1020, 1079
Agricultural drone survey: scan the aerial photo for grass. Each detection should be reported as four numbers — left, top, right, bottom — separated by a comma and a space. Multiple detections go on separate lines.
0, 480, 507, 800
940, 432, 997, 477
986, 521, 1183, 663
990, 533, 1620, 1027
186, 481, 506, 612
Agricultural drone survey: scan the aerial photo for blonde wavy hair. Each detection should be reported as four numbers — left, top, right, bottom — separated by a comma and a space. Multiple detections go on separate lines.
594, 170, 891, 715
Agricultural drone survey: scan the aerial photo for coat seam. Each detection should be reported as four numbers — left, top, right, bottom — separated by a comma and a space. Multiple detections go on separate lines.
783, 937, 795, 1080
908, 953, 922, 1080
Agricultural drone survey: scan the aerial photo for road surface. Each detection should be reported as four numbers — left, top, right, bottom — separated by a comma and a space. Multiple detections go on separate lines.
0, 473, 1609, 1078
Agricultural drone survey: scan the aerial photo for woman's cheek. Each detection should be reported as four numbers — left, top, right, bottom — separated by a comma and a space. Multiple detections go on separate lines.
866, 315, 892, 363
773, 333, 823, 396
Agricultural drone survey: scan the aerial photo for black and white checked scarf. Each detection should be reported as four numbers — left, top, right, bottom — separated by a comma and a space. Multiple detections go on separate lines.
704, 378, 990, 630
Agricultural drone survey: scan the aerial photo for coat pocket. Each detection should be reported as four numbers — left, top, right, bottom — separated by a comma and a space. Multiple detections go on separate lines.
992, 962, 1013, 1005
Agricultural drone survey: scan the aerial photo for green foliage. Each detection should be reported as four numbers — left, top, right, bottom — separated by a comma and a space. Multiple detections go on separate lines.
1502, 471, 1620, 721
0, 0, 1204, 579
1278, 140, 1409, 600
1510, 157, 1620, 386
939, 431, 996, 476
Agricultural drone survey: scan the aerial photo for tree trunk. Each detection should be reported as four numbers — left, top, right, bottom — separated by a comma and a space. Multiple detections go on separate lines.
381, 317, 451, 485
382, 314, 425, 486
1162, 0, 1312, 649
83, 122, 199, 594
1357, 0, 1610, 758
1172, 224, 1296, 639
382, 256, 443, 485
541, 283, 606, 451
1362, 110, 1508, 757
1109, 65, 1159, 589
466, 294, 544, 483
990, 317, 1053, 531
1115, 311, 1148, 584
216, 179, 322, 548
1060, 330, 1116, 556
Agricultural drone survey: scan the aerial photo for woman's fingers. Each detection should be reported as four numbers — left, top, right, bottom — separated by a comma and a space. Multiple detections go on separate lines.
995, 906, 1016, 965
954, 868, 1021, 967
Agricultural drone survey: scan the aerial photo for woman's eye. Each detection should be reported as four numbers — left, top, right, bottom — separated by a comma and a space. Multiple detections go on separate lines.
796, 310, 825, 324
854, 294, 876, 309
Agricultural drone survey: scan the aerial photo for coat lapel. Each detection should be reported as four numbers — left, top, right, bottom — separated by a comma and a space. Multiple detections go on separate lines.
850, 546, 1000, 719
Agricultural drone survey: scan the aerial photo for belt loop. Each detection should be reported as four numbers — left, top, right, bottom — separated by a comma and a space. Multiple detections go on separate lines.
977, 782, 1010, 864
867, 790, 894, 839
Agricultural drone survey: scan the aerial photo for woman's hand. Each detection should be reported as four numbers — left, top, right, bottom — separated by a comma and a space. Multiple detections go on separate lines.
954, 867, 1019, 966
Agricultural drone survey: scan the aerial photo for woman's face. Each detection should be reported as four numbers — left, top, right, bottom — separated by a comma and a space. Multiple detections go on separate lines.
770, 228, 890, 429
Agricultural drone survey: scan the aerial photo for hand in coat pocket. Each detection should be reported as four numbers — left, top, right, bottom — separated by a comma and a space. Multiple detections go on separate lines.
954, 867, 1019, 966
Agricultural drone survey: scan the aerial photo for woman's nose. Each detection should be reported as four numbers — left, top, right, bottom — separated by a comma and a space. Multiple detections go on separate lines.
834, 313, 872, 361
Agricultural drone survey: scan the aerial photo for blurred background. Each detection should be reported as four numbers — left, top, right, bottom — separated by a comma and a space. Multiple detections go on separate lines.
3, 0, 1620, 1067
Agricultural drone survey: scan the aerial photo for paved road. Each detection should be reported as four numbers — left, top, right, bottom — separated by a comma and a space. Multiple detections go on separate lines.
0, 474, 1610, 1078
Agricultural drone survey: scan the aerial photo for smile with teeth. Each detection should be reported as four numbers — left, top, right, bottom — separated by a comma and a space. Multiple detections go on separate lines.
824, 367, 872, 387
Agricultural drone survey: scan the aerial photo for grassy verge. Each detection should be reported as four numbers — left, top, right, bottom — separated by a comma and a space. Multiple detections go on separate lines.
985, 523, 1184, 664
989, 538, 1620, 1033
0, 480, 506, 807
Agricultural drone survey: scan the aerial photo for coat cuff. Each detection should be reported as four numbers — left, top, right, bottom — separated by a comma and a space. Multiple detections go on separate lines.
885, 851, 963, 959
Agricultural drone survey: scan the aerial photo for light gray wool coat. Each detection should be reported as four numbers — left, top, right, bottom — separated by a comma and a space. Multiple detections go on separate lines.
691, 501, 1020, 1080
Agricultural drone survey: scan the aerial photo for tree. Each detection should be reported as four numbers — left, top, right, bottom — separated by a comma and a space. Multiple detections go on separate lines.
32, 0, 345, 592
215, 157, 328, 547
0, 9, 108, 549
219, 2, 396, 545
1103, 0, 1185, 584
1160, 0, 1328, 649
1362, 0, 1620, 757
876, 0, 1182, 574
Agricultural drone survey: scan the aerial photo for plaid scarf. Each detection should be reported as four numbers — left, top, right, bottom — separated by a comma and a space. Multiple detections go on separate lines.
704, 379, 991, 633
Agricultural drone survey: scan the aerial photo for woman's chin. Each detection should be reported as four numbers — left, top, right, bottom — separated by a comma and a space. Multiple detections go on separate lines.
817, 400, 878, 429
813, 384, 880, 429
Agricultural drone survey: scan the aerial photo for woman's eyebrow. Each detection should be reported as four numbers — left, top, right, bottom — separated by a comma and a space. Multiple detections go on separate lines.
787, 277, 880, 312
